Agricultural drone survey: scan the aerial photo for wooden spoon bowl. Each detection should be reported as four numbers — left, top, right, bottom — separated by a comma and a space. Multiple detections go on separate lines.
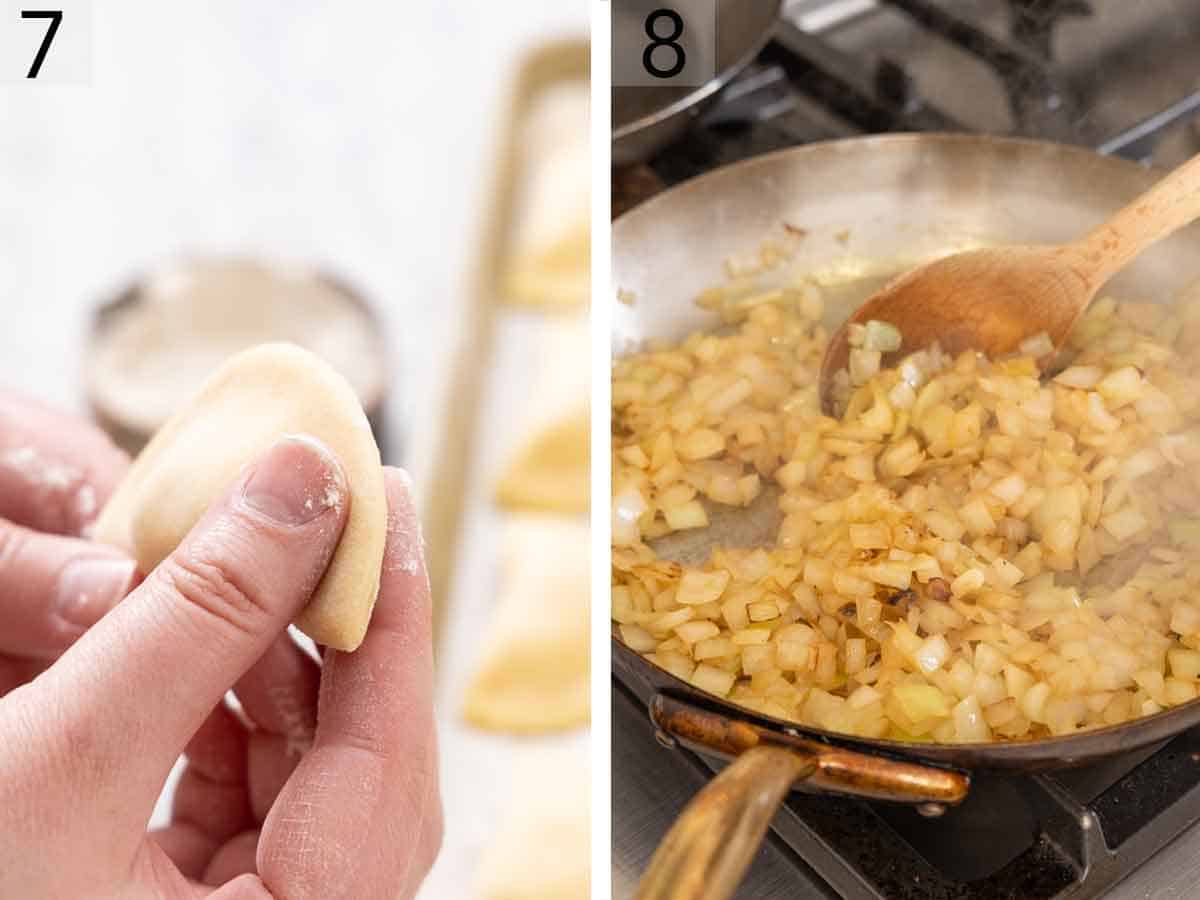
819, 150, 1200, 414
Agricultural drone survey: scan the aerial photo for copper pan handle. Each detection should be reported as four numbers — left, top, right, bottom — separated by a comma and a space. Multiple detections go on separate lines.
636, 744, 813, 900
636, 693, 970, 900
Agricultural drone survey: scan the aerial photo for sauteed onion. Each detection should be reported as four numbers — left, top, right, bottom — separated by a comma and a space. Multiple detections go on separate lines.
613, 277, 1200, 743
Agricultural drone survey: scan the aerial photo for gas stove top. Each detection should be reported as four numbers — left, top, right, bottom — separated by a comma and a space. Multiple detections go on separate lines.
612, 0, 1200, 214
614, 678, 1200, 899
611, 1, 1200, 896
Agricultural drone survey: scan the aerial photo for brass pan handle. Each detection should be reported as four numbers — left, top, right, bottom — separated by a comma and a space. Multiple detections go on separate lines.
636, 694, 970, 900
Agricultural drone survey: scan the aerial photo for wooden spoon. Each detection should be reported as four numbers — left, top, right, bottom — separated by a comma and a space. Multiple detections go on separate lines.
819, 150, 1200, 414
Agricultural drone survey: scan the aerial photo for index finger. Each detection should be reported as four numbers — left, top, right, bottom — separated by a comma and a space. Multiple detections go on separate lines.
258, 467, 441, 900
0, 392, 130, 535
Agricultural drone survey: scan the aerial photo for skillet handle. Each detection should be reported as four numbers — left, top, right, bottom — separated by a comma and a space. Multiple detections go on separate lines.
635, 744, 814, 900
636, 693, 970, 899
649, 693, 969, 805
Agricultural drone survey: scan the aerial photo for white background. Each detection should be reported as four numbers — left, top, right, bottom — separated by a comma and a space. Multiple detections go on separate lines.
0, 0, 584, 463
0, 1, 587, 897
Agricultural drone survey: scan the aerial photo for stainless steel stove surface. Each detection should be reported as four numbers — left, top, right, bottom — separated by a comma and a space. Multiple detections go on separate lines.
611, 1, 1200, 897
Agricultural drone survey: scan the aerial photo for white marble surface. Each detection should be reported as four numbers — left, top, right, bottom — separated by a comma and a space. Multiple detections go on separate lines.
0, 2, 588, 897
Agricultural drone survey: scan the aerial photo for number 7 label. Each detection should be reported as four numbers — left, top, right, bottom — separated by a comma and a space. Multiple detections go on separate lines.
613, 0, 717, 88
22, 10, 63, 78
0, 0, 90, 83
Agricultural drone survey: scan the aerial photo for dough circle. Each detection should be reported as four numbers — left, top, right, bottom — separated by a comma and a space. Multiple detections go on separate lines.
93, 342, 387, 651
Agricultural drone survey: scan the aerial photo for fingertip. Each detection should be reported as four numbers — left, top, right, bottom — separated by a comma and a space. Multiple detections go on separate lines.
387, 464, 415, 492
0, 521, 141, 658
239, 435, 349, 530
381, 467, 427, 588
53, 554, 140, 630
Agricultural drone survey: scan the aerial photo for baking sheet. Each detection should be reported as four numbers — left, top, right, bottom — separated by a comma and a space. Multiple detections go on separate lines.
417, 41, 590, 899
420, 40, 590, 642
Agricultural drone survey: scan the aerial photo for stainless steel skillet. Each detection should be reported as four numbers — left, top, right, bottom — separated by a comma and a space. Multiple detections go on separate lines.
612, 134, 1200, 900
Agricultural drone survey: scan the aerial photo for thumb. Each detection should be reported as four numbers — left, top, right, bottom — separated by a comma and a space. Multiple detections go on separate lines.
0, 521, 138, 659
26, 434, 350, 821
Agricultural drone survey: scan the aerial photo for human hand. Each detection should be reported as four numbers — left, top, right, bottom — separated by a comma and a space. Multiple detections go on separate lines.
0, 419, 442, 899
0, 392, 137, 696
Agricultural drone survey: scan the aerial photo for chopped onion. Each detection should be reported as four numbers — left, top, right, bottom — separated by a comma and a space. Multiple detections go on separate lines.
847, 683, 882, 709
916, 635, 951, 673
1100, 506, 1148, 541
677, 570, 731, 606
1097, 365, 1144, 407
951, 568, 986, 598
863, 319, 902, 353
1053, 365, 1103, 389
953, 695, 992, 742
898, 357, 925, 389
988, 472, 1027, 506
893, 683, 951, 721
849, 348, 882, 385
690, 662, 736, 697
888, 379, 917, 410
1169, 649, 1200, 680
1086, 393, 1121, 432
612, 274, 1200, 746
612, 487, 648, 545
1120, 447, 1164, 481
1018, 331, 1055, 358
620, 624, 659, 652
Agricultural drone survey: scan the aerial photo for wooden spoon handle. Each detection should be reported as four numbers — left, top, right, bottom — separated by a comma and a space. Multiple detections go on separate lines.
635, 745, 814, 900
1074, 150, 1200, 289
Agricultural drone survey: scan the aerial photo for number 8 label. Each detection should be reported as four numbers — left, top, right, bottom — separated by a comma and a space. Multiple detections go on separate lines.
613, 0, 716, 89
642, 9, 686, 79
